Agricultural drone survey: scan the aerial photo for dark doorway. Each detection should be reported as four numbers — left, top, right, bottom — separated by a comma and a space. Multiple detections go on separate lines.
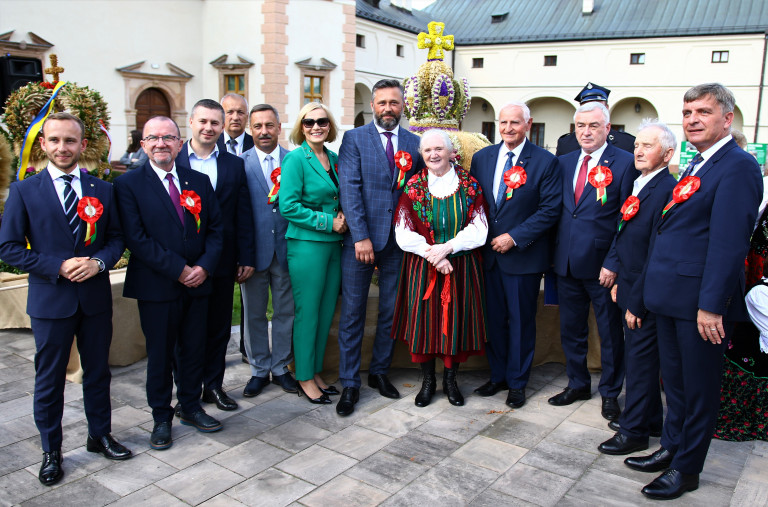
135, 88, 171, 133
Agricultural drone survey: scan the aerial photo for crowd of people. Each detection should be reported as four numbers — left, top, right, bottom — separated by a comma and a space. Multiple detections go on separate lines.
0, 79, 765, 501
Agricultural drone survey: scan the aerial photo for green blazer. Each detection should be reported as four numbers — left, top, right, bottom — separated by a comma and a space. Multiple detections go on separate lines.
279, 141, 343, 242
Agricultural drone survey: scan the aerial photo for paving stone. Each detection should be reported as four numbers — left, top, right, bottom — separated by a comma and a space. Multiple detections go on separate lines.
91, 452, 176, 496
383, 429, 461, 466
0, 439, 44, 476
0, 376, 36, 403
520, 438, 597, 479
258, 418, 332, 453
357, 406, 427, 438
0, 414, 38, 448
417, 409, 490, 443
730, 478, 768, 506
210, 439, 290, 478
203, 414, 268, 447
318, 424, 394, 460
276, 444, 358, 485
345, 450, 429, 493
491, 462, 574, 506
591, 451, 670, 485
198, 492, 248, 506
700, 450, 747, 489
299, 473, 389, 506
0, 362, 35, 385
391, 392, 450, 419
547, 420, 614, 454
0, 468, 50, 505
226, 467, 315, 506
149, 434, 229, 469
109, 484, 189, 506
480, 415, 550, 449
108, 404, 154, 433
19, 476, 120, 507
752, 440, 768, 457
452, 435, 528, 473
469, 488, 538, 506
563, 468, 656, 506
239, 396, 314, 427
0, 395, 34, 424
155, 459, 244, 505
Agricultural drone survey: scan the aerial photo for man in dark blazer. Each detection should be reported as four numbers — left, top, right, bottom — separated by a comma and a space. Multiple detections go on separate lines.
217, 93, 254, 156
625, 84, 761, 500
239, 104, 297, 397
0, 113, 131, 485
597, 120, 677, 457
337, 79, 424, 416
550, 102, 635, 421
114, 116, 223, 450
469, 102, 562, 409
176, 99, 255, 411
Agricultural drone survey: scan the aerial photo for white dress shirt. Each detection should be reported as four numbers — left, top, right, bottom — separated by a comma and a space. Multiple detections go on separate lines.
149, 162, 181, 195
254, 145, 282, 184
48, 165, 83, 211
188, 143, 219, 190
223, 131, 247, 156
375, 123, 399, 154
631, 167, 666, 197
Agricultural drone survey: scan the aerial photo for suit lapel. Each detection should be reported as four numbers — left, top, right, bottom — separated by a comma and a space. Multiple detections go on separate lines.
367, 123, 392, 184
301, 142, 336, 192
497, 141, 531, 213
575, 146, 614, 210
143, 164, 184, 230
39, 169, 77, 243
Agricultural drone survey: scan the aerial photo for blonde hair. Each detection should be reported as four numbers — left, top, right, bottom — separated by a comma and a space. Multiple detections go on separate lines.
289, 102, 338, 145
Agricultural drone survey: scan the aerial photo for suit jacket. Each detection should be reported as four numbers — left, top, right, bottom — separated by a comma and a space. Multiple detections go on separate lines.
176, 142, 255, 277
608, 168, 677, 310
628, 139, 761, 322
553, 142, 636, 279
556, 129, 636, 157
280, 141, 343, 243
339, 122, 425, 251
217, 133, 254, 155
470, 139, 562, 274
241, 145, 291, 272
113, 162, 223, 302
0, 170, 123, 319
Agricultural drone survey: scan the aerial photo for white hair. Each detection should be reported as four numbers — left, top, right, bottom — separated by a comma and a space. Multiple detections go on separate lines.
419, 129, 453, 153
637, 119, 677, 153
574, 101, 610, 124
499, 101, 531, 122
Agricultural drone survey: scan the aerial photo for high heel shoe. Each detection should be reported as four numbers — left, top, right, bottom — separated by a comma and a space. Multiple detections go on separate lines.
319, 385, 340, 396
298, 383, 332, 404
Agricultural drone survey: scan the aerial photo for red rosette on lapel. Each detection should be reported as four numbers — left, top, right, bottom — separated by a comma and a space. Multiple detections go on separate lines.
662, 176, 701, 218
588, 165, 613, 205
267, 167, 281, 204
179, 190, 202, 233
76, 197, 104, 246
394, 151, 412, 189
617, 195, 640, 232
503, 166, 527, 200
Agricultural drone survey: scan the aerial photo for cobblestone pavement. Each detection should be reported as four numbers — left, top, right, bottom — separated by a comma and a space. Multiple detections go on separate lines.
1, 328, 766, 506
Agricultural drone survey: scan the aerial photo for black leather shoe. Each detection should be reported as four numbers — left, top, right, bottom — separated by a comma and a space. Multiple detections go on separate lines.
625, 447, 674, 473
320, 385, 340, 395
243, 376, 270, 397
442, 366, 464, 406
202, 388, 238, 411
336, 387, 359, 416
642, 469, 699, 500
474, 380, 508, 397
506, 388, 526, 408
598, 433, 649, 455
548, 387, 591, 406
179, 410, 222, 433
601, 396, 621, 421
86, 434, 132, 460
415, 374, 436, 407
608, 419, 662, 438
174, 403, 181, 418
368, 374, 400, 399
272, 372, 299, 393
150, 421, 173, 450
38, 450, 63, 486
297, 383, 332, 404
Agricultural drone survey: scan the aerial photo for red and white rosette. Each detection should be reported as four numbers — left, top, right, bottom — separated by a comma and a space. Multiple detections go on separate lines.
180, 190, 202, 233
76, 196, 103, 246
661, 176, 701, 218
503, 166, 527, 200
394, 151, 412, 189
267, 167, 281, 204
617, 195, 640, 232
588, 165, 613, 205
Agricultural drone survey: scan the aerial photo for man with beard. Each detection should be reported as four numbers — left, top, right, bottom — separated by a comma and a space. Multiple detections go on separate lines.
336, 79, 424, 416
0, 112, 131, 485
217, 93, 254, 156
114, 116, 223, 450
239, 104, 297, 397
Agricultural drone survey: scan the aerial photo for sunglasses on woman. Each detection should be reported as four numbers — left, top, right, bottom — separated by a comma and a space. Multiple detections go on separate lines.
301, 117, 330, 128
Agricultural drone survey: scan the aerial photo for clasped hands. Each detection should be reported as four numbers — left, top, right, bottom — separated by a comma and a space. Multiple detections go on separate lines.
332, 211, 348, 234
424, 242, 453, 275
59, 257, 99, 282
178, 265, 208, 288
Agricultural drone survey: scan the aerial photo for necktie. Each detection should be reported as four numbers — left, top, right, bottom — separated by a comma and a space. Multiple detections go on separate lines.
679, 153, 703, 179
496, 152, 514, 208
228, 138, 238, 155
61, 174, 80, 236
383, 131, 395, 175
574, 154, 591, 204
264, 154, 274, 183
166, 173, 184, 225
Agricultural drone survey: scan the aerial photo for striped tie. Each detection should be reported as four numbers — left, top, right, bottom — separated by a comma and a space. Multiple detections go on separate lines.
679, 153, 703, 179
61, 174, 81, 236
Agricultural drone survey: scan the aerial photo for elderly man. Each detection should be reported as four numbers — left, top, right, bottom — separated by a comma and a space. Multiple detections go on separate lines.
470, 102, 561, 408
217, 93, 254, 156
114, 116, 223, 450
550, 102, 635, 421
625, 84, 761, 500
597, 120, 677, 457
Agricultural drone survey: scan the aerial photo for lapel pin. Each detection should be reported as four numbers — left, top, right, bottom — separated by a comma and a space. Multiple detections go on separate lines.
90, 183, 94, 187
185, 181, 188, 185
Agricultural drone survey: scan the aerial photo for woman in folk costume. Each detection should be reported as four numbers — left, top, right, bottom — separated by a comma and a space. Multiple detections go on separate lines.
392, 129, 488, 407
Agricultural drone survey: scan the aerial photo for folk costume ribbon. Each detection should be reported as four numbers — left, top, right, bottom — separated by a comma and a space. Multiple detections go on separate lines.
617, 196, 639, 232
267, 167, 281, 204
179, 190, 202, 233
394, 151, 412, 189
503, 166, 527, 200
422, 264, 452, 338
588, 165, 612, 205
17, 81, 67, 180
76, 197, 103, 246
98, 120, 113, 165
661, 176, 701, 218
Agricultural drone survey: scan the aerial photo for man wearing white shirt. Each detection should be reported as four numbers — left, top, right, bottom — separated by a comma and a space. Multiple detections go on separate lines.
217, 93, 254, 156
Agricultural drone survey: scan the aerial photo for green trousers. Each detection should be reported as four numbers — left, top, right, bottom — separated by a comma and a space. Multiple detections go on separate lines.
286, 239, 342, 381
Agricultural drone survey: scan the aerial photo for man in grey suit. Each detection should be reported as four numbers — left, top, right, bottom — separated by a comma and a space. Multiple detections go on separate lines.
239, 104, 297, 396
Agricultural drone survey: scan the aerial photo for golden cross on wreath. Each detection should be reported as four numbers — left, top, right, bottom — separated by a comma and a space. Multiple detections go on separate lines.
44, 54, 65, 82
417, 21, 455, 61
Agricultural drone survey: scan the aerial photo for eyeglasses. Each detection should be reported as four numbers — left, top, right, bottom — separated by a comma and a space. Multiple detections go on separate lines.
301, 118, 330, 128
143, 135, 180, 143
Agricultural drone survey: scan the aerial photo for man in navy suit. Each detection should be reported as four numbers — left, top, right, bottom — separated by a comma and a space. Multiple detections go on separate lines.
114, 116, 223, 450
597, 120, 677, 457
239, 104, 298, 397
337, 79, 424, 416
624, 84, 761, 500
550, 102, 635, 420
176, 99, 255, 411
217, 94, 254, 156
470, 102, 562, 408
0, 113, 131, 485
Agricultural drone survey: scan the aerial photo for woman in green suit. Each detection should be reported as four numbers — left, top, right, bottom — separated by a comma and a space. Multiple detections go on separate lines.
280, 102, 347, 404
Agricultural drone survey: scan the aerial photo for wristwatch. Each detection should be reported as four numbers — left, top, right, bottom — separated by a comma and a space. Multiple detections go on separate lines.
91, 257, 106, 273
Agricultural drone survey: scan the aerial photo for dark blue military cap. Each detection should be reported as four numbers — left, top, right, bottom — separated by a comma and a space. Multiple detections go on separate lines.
575, 82, 610, 103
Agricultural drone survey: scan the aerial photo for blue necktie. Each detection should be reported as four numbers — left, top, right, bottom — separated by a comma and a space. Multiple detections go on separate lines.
680, 153, 703, 179
496, 152, 513, 208
60, 174, 80, 236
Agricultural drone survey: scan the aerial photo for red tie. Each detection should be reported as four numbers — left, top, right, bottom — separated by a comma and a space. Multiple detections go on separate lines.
574, 154, 591, 204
